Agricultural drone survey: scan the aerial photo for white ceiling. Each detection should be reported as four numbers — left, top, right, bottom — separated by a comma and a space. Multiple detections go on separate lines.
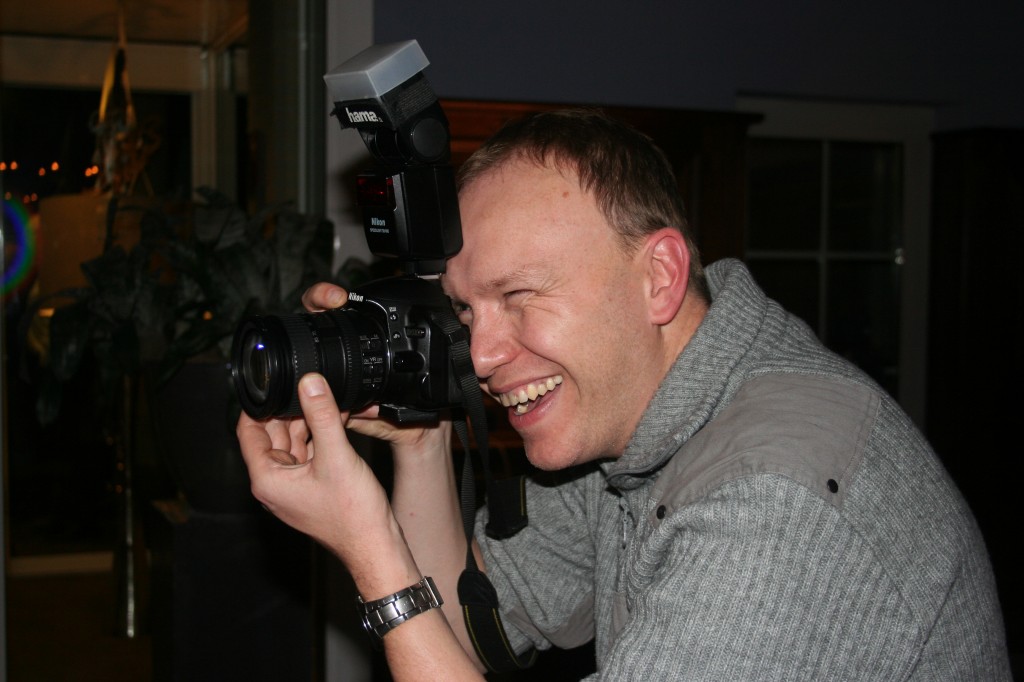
0, 0, 248, 46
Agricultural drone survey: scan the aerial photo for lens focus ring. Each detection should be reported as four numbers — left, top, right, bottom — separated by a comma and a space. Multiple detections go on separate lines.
280, 315, 321, 416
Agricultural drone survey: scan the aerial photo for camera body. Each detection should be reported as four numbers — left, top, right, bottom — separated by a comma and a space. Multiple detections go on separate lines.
233, 276, 462, 421
231, 40, 468, 423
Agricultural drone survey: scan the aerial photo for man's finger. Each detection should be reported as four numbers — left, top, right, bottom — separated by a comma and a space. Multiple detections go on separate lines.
265, 417, 294, 452
269, 450, 301, 466
301, 282, 348, 312
236, 414, 278, 475
285, 417, 312, 462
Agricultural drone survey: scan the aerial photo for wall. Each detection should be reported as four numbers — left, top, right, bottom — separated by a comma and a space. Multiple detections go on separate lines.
374, 0, 1024, 131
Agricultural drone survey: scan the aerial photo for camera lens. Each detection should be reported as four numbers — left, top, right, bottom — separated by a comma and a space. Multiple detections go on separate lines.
231, 309, 386, 419
240, 334, 272, 402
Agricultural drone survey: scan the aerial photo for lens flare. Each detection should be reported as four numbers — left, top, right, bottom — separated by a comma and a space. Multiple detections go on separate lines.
3, 197, 38, 300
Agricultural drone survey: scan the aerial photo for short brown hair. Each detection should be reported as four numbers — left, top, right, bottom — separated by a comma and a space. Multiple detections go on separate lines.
457, 108, 707, 300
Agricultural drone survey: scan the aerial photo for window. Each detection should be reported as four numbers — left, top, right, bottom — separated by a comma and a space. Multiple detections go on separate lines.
1, 35, 242, 564
738, 97, 933, 426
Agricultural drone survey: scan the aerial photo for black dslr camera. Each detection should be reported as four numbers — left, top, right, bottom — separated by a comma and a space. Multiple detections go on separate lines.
231, 40, 467, 424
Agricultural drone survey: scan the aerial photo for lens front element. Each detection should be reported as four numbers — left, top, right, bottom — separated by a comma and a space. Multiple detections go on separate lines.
231, 308, 386, 420
241, 334, 272, 403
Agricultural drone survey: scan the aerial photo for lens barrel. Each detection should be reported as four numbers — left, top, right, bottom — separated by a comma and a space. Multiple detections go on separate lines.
231, 308, 385, 419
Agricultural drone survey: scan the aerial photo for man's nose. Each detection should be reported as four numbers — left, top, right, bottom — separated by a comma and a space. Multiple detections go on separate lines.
469, 314, 517, 380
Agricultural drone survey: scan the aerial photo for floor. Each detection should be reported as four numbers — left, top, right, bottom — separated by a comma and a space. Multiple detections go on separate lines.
6, 568, 152, 681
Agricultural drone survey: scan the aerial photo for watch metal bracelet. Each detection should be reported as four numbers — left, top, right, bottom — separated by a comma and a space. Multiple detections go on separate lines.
358, 576, 443, 641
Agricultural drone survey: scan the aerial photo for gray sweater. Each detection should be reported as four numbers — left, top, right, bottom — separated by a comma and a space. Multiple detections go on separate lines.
477, 259, 1010, 680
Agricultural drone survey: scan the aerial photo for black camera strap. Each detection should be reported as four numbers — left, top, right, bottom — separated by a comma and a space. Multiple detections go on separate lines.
431, 310, 537, 673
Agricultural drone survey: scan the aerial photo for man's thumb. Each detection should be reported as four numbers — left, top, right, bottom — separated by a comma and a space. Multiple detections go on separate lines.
298, 373, 343, 435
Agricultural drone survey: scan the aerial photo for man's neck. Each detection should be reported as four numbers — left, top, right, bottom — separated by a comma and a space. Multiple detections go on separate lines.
661, 292, 709, 378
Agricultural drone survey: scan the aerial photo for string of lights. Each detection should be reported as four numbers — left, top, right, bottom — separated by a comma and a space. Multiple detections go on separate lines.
1, 161, 101, 207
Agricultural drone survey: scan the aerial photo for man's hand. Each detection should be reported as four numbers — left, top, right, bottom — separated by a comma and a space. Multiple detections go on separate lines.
237, 281, 484, 676
237, 371, 486, 682
299, 282, 452, 454
237, 373, 401, 574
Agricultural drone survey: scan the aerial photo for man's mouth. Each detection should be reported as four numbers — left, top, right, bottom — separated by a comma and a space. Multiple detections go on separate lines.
497, 375, 563, 415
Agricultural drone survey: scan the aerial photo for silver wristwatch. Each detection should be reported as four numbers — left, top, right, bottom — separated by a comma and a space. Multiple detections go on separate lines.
357, 576, 443, 642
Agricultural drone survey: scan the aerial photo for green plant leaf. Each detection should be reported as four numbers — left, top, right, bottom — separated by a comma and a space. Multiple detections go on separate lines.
34, 371, 65, 426
31, 186, 335, 417
193, 187, 250, 248
275, 211, 334, 307
48, 301, 96, 381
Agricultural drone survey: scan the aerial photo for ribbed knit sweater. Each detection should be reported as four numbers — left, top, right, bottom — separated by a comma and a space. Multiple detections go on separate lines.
477, 259, 1010, 680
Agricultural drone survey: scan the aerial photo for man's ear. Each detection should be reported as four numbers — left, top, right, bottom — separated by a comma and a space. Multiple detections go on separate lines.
643, 228, 690, 325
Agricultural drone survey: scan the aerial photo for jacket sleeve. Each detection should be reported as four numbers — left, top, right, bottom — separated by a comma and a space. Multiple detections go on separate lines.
475, 467, 603, 655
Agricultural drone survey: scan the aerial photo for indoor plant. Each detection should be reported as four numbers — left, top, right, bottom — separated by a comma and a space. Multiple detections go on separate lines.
26, 187, 339, 511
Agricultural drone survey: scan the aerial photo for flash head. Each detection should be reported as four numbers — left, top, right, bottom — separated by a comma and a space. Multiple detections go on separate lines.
324, 40, 449, 166
324, 40, 428, 109
324, 39, 460, 274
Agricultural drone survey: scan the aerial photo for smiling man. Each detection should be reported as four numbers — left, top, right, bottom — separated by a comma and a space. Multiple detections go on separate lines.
237, 109, 1010, 680
445, 154, 705, 471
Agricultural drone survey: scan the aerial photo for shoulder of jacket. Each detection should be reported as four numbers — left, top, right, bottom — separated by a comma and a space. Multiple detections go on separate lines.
651, 372, 880, 514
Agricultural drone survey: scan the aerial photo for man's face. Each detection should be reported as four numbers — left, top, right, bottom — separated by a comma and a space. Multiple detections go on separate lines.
443, 159, 665, 470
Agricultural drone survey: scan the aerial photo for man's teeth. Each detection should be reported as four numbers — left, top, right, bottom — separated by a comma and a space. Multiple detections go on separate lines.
499, 375, 563, 414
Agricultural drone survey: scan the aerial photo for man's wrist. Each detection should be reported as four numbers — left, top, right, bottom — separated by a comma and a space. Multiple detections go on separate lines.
390, 426, 452, 462
357, 576, 444, 644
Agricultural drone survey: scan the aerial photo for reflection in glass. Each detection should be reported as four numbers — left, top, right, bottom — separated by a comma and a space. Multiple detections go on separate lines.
745, 136, 905, 397
828, 142, 902, 251
1, 86, 191, 558
748, 259, 820, 332
826, 261, 901, 398
747, 138, 822, 251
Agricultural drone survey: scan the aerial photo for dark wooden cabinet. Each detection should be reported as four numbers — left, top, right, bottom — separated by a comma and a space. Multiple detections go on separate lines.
928, 128, 1024, 666
927, 128, 1024, 458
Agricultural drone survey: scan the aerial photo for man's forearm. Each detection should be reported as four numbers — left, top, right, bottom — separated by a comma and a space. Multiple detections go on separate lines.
390, 436, 486, 670
345, 513, 483, 681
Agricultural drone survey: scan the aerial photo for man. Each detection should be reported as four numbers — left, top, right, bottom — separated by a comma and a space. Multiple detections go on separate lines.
238, 109, 1010, 679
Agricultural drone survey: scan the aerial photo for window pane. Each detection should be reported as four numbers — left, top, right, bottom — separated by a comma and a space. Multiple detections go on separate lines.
825, 260, 900, 397
827, 141, 902, 251
1, 86, 192, 201
747, 138, 822, 250
2, 86, 191, 557
747, 259, 820, 332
